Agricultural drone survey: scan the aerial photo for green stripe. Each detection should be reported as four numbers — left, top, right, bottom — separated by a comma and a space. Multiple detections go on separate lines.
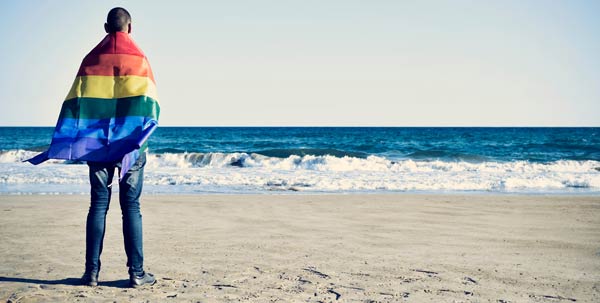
140, 140, 149, 152
59, 96, 160, 120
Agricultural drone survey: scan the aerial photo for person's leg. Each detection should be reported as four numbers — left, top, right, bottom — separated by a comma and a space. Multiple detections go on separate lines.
85, 162, 116, 276
118, 152, 146, 275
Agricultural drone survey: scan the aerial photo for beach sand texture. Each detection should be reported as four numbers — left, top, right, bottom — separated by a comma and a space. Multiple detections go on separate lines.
0, 194, 599, 302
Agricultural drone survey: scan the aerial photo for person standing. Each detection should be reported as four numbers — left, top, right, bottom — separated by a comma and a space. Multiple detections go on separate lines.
27, 7, 160, 288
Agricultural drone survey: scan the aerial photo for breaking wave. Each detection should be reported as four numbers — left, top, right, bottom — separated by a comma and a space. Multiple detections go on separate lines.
1, 149, 599, 194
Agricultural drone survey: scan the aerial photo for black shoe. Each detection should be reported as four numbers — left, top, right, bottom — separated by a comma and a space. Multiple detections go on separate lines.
81, 271, 98, 287
129, 271, 156, 288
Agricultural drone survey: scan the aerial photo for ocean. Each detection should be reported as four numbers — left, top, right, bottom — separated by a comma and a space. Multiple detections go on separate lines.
0, 127, 599, 194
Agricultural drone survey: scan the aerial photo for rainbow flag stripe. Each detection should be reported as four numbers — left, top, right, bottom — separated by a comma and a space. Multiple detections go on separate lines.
28, 32, 160, 177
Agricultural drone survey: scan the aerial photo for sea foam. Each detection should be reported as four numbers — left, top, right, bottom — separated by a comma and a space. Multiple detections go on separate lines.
1, 150, 599, 194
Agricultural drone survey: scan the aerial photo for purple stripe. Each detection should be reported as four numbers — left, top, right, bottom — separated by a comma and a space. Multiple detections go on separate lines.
48, 137, 139, 162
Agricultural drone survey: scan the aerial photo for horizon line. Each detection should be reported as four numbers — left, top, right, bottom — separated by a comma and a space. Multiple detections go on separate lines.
1, 125, 599, 128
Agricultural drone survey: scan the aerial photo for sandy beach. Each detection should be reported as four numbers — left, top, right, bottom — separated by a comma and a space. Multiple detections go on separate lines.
0, 194, 599, 302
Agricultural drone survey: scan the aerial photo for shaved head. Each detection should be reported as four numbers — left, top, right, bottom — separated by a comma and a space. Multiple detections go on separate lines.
105, 7, 131, 33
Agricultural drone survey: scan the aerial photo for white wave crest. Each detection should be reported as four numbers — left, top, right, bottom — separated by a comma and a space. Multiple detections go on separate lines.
1, 151, 599, 194
147, 152, 599, 173
0, 150, 37, 163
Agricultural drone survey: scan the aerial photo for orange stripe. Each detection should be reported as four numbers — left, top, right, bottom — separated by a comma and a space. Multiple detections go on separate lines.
77, 54, 155, 82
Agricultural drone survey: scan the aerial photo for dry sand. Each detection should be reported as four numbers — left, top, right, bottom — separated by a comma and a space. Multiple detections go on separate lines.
0, 194, 599, 302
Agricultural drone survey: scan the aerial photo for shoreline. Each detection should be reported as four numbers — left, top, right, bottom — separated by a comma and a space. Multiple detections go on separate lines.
1, 194, 599, 302
2, 191, 600, 196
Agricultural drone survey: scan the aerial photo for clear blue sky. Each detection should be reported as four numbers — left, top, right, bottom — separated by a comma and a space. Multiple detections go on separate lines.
1, 0, 598, 126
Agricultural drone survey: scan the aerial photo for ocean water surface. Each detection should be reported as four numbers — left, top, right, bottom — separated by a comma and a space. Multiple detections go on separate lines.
0, 127, 599, 194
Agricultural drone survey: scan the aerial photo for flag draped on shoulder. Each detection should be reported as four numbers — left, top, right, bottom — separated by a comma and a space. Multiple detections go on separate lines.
27, 32, 160, 178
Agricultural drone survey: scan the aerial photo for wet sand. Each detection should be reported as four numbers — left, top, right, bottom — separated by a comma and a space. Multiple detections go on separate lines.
0, 194, 599, 302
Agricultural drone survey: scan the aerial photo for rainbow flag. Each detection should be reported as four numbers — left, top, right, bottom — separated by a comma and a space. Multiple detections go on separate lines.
27, 32, 160, 178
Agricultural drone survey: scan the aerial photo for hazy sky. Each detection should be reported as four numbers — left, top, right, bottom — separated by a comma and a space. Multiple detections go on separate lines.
1, 0, 598, 126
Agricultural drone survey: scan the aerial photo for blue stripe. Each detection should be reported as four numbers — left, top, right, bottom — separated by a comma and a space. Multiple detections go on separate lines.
52, 116, 155, 142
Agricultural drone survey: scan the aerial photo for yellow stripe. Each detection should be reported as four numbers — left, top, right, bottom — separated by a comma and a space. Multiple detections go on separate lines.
65, 75, 159, 101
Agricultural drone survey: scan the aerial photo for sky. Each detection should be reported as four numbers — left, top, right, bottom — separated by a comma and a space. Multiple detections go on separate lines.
0, 0, 598, 126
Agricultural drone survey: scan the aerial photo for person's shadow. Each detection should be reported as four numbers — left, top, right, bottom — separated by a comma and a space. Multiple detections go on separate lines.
0, 276, 130, 288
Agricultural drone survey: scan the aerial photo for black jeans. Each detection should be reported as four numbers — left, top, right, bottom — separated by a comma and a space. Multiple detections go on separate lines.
85, 153, 146, 275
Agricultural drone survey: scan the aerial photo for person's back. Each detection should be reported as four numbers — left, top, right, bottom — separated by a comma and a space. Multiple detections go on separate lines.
80, 7, 157, 288
28, 7, 160, 288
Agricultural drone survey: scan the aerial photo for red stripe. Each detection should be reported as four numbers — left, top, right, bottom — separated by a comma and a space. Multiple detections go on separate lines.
88, 32, 145, 56
78, 32, 154, 81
